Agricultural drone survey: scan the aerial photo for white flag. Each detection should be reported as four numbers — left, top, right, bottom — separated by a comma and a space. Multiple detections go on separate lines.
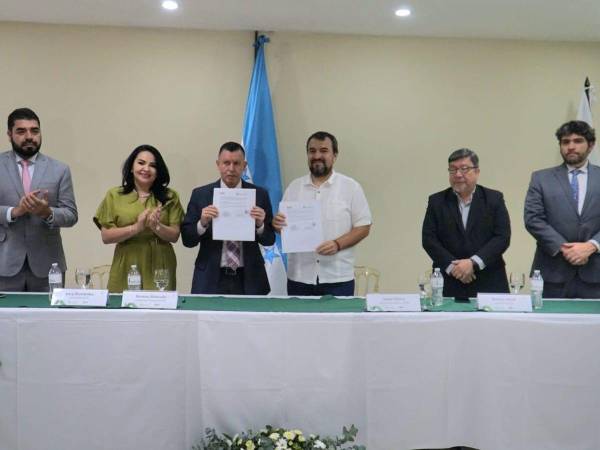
576, 79, 598, 164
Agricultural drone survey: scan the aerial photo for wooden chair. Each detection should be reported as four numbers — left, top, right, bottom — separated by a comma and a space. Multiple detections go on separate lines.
90, 264, 111, 289
354, 265, 380, 296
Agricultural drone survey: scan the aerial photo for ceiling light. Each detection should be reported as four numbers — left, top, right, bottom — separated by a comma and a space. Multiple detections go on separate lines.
395, 8, 411, 17
162, 1, 178, 10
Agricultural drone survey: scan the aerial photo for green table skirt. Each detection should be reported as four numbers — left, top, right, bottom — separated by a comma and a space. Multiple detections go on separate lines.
2, 293, 600, 314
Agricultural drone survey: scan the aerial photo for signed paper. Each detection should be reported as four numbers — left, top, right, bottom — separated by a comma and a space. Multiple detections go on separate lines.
213, 188, 256, 241
280, 201, 323, 253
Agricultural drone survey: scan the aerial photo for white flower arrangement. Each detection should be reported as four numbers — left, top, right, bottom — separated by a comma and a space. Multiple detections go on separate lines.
194, 425, 365, 450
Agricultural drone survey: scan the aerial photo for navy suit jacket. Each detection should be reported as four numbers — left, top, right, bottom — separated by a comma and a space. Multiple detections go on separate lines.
181, 180, 275, 294
422, 185, 511, 298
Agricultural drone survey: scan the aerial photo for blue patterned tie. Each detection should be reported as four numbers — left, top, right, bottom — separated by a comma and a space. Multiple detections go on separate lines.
570, 169, 580, 205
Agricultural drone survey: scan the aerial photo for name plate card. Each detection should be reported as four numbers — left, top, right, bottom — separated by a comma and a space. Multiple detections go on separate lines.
477, 293, 532, 312
367, 293, 422, 312
121, 291, 178, 309
51, 288, 108, 307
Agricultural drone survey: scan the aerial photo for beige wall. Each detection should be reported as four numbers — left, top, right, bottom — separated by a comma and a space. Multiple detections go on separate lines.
1, 22, 599, 292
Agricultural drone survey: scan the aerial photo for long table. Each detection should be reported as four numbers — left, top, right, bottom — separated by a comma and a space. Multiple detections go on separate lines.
1, 294, 600, 450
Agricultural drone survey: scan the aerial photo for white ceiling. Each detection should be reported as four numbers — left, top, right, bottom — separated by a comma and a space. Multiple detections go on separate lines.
1, 0, 600, 42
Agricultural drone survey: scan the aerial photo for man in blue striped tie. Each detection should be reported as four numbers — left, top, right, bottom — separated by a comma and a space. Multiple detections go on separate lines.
525, 120, 600, 298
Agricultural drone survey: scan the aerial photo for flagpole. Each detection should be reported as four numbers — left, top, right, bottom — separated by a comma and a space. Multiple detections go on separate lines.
585, 77, 591, 104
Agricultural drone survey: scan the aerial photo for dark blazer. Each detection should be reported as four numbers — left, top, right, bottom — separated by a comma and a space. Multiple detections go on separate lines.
524, 163, 600, 283
422, 185, 511, 298
181, 179, 275, 294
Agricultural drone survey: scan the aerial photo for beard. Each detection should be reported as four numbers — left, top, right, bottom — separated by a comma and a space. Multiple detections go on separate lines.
562, 152, 587, 166
11, 137, 41, 160
309, 160, 332, 178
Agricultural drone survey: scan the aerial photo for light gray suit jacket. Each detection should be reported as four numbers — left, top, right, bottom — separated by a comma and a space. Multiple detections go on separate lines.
0, 151, 78, 277
524, 163, 600, 283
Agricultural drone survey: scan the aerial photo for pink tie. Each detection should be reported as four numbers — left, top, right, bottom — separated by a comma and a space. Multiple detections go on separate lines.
20, 159, 31, 194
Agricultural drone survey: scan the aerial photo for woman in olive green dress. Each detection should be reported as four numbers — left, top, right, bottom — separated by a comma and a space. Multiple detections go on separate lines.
94, 145, 184, 292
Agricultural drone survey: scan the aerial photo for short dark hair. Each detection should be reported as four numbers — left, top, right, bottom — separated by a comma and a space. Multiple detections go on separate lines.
121, 144, 172, 204
306, 131, 338, 155
555, 120, 596, 144
8, 108, 40, 130
448, 148, 479, 167
219, 141, 245, 156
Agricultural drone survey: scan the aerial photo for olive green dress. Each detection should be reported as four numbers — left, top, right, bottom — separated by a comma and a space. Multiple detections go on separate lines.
94, 187, 184, 293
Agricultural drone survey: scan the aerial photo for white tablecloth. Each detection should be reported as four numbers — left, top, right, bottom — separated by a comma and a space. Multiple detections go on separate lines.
1, 308, 599, 450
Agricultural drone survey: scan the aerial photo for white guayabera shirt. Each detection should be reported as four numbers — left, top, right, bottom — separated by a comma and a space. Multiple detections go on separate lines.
283, 171, 372, 284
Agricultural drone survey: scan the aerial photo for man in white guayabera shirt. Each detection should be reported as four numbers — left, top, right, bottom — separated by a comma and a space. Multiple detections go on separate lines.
273, 131, 372, 296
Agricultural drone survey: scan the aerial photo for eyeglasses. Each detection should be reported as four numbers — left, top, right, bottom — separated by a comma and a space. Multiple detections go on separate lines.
448, 166, 478, 175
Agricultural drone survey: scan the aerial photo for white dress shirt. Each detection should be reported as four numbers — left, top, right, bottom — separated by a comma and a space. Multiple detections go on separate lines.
283, 171, 372, 284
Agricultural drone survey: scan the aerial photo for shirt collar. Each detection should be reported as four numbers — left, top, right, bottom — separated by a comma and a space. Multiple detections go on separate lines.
13, 151, 38, 165
220, 179, 242, 189
453, 185, 477, 205
304, 170, 337, 187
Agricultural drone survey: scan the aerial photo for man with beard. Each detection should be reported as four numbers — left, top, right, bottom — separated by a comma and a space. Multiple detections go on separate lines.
525, 120, 600, 298
0, 108, 78, 291
422, 148, 511, 299
273, 131, 371, 296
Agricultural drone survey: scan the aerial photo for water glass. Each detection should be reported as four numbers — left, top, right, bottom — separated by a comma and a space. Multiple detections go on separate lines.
75, 268, 92, 289
509, 272, 525, 294
153, 268, 169, 291
418, 271, 432, 309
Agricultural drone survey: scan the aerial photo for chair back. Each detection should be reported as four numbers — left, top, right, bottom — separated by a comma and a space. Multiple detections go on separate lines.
354, 265, 380, 296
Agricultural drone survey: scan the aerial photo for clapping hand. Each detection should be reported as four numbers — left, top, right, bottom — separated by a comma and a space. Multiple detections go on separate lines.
147, 205, 163, 232
14, 190, 51, 219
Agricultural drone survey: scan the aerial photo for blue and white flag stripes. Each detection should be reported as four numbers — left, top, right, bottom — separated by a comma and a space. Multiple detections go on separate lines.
242, 35, 287, 295
576, 77, 598, 164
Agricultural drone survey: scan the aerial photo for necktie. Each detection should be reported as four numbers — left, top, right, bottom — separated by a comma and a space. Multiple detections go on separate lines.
20, 159, 31, 194
225, 241, 241, 270
570, 169, 581, 206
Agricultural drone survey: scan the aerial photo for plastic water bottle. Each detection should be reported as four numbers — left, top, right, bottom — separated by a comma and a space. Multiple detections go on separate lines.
48, 263, 62, 300
430, 267, 444, 307
127, 265, 142, 291
530, 270, 544, 310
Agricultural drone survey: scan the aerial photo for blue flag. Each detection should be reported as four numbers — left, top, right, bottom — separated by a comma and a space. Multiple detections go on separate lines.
242, 35, 287, 295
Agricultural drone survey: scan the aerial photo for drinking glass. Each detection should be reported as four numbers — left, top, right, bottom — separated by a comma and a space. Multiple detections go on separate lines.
154, 269, 169, 291
418, 271, 432, 309
75, 268, 91, 289
509, 272, 525, 294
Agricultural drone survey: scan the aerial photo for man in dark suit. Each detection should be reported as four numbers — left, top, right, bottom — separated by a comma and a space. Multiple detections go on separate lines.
0, 108, 78, 291
525, 120, 600, 298
422, 148, 511, 299
181, 141, 275, 294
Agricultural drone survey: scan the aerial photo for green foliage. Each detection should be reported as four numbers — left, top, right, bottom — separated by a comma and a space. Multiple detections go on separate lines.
193, 424, 365, 450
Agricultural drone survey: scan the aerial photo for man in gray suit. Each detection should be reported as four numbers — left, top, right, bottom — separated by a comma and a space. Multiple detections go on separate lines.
0, 108, 78, 291
525, 120, 600, 298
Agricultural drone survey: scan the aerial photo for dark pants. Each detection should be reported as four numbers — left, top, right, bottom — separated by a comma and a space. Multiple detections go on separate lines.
216, 268, 245, 295
0, 258, 54, 292
543, 275, 600, 299
287, 278, 355, 296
